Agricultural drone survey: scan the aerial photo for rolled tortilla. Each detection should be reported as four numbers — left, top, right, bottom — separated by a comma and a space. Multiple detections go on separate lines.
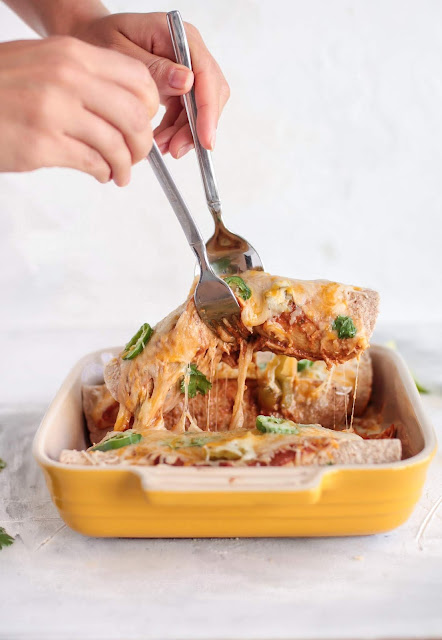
60, 429, 401, 467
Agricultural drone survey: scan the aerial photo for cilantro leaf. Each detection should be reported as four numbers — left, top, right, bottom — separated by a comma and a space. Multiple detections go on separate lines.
0, 458, 5, 471
332, 315, 357, 339
180, 364, 212, 399
0, 527, 14, 550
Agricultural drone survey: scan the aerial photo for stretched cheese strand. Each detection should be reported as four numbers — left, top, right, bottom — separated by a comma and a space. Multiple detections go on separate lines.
175, 364, 200, 432
343, 361, 349, 430
174, 364, 191, 433
114, 404, 132, 432
230, 341, 255, 430
348, 355, 361, 433
206, 351, 216, 431
137, 362, 184, 430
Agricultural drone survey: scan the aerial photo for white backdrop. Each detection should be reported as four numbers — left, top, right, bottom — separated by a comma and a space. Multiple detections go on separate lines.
1, 0, 442, 337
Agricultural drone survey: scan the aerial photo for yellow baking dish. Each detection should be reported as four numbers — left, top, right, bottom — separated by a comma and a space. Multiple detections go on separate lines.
33, 345, 436, 537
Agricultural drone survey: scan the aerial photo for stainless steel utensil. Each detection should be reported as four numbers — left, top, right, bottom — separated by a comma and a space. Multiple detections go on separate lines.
147, 142, 243, 339
166, 10, 264, 276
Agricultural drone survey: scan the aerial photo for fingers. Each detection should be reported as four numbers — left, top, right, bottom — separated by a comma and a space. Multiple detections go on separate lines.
41, 37, 157, 184
103, 14, 231, 152
66, 109, 134, 186
45, 36, 159, 114
149, 57, 193, 95
112, 13, 195, 97
125, 46, 195, 98
0, 36, 160, 184
80, 75, 154, 164
42, 134, 111, 183
168, 123, 193, 159
154, 100, 194, 157
154, 25, 230, 152
184, 23, 230, 150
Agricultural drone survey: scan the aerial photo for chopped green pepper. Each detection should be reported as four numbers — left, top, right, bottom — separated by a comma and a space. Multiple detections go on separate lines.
224, 276, 252, 301
180, 364, 212, 399
332, 315, 357, 339
122, 323, 153, 360
165, 435, 210, 450
297, 359, 314, 372
91, 430, 142, 452
256, 415, 300, 435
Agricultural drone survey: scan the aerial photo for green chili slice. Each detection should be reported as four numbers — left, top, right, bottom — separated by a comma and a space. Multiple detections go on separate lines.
224, 276, 252, 301
122, 323, 153, 360
164, 435, 212, 450
180, 364, 212, 399
297, 359, 314, 372
256, 415, 301, 435
91, 430, 142, 452
332, 315, 357, 339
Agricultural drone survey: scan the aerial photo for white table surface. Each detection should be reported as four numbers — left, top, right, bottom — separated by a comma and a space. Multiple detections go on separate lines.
1, 327, 441, 640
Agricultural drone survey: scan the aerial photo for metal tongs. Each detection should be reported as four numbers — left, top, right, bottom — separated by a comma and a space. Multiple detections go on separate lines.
147, 12, 263, 339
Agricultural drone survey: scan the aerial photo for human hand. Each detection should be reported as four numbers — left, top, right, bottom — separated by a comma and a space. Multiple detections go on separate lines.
73, 13, 230, 159
0, 37, 159, 185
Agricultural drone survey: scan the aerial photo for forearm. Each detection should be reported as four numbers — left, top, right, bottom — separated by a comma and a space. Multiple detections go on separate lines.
3, 0, 109, 36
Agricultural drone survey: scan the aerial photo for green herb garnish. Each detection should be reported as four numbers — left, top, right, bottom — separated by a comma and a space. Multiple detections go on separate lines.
122, 323, 153, 360
297, 359, 314, 372
0, 527, 14, 550
256, 415, 301, 435
180, 364, 212, 399
0, 458, 5, 471
332, 315, 357, 339
224, 276, 252, 301
90, 430, 142, 452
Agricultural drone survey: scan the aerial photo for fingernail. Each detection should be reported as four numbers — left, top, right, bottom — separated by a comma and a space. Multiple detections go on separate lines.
169, 68, 190, 90
176, 143, 193, 159
209, 132, 216, 150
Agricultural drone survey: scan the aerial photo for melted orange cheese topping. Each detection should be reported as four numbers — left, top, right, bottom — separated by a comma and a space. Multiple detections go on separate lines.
104, 271, 377, 436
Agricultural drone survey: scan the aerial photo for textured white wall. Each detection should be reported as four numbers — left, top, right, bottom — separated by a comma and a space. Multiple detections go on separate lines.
1, 0, 442, 335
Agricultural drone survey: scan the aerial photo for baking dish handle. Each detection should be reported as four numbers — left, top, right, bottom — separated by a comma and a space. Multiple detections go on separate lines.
133, 466, 333, 506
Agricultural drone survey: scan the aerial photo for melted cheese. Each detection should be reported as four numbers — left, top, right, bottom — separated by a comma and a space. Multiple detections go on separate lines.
230, 341, 255, 430
61, 425, 363, 467
101, 271, 377, 440
239, 271, 351, 331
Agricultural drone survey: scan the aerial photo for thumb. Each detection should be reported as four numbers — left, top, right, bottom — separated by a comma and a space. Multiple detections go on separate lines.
142, 52, 194, 97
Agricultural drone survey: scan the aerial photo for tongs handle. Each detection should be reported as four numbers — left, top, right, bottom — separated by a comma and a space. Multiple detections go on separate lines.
167, 10, 221, 215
